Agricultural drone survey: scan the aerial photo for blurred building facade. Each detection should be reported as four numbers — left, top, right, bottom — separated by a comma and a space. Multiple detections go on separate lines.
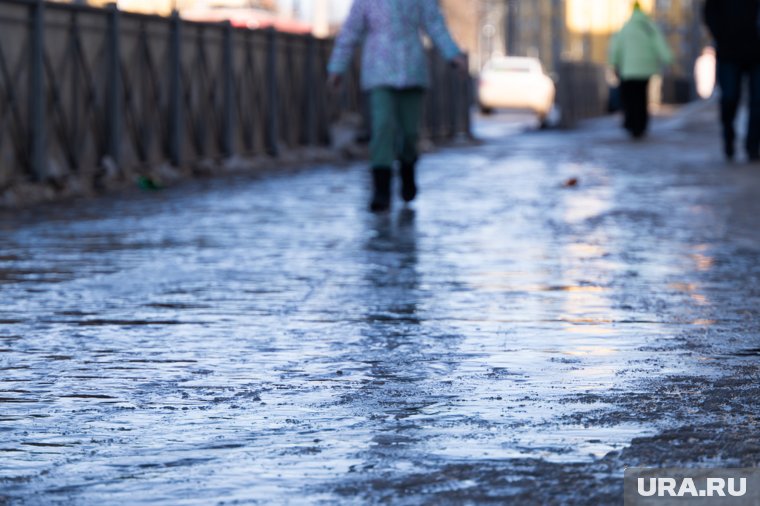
84, 0, 276, 16
489, 0, 701, 67
562, 0, 702, 76
478, 0, 703, 101
78, 0, 312, 32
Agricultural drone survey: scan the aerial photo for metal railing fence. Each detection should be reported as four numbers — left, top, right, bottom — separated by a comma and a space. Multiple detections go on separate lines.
0, 0, 472, 187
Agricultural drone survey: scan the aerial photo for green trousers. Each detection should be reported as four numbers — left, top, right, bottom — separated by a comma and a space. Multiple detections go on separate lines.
369, 87, 425, 168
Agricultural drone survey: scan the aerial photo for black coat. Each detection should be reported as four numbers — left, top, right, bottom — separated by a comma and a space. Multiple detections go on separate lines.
704, 0, 760, 64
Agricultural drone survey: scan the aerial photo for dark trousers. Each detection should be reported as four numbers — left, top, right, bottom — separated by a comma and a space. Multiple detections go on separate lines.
716, 60, 760, 158
620, 79, 650, 138
369, 87, 424, 168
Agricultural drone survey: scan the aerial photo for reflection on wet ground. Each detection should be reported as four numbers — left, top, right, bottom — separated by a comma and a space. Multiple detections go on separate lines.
1, 106, 760, 504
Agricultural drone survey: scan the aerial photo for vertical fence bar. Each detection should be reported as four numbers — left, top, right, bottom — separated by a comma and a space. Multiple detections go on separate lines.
136, 21, 149, 162
448, 60, 457, 139
28, 0, 46, 180
106, 3, 121, 166
196, 26, 210, 157
550, 0, 564, 75
70, 11, 81, 170
463, 54, 473, 139
506, 0, 518, 55
168, 10, 182, 166
280, 35, 291, 147
265, 27, 278, 157
429, 52, 439, 140
221, 20, 234, 157
317, 38, 330, 145
304, 35, 316, 146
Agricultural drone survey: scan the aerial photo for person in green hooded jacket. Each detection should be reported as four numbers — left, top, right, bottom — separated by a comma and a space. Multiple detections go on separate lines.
609, 2, 673, 138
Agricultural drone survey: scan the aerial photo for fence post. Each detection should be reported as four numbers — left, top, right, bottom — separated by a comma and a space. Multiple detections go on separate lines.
558, 62, 566, 128
551, 0, 564, 74
168, 10, 182, 166
221, 20, 234, 158
304, 35, 316, 146
505, 0, 518, 55
463, 54, 473, 139
105, 3, 121, 166
317, 38, 330, 145
427, 51, 439, 140
28, 0, 46, 181
266, 27, 279, 157
448, 58, 458, 139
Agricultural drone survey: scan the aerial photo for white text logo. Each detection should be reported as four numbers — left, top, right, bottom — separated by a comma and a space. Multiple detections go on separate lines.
637, 478, 747, 498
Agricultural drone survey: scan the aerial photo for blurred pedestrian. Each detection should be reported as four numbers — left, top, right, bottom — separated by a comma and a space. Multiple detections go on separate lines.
327, 0, 466, 212
609, 1, 673, 139
703, 0, 760, 161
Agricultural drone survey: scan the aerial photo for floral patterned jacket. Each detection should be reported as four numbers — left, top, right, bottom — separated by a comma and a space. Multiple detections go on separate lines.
327, 0, 462, 90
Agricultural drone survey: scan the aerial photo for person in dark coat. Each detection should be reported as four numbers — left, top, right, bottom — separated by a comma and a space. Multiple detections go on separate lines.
704, 0, 760, 161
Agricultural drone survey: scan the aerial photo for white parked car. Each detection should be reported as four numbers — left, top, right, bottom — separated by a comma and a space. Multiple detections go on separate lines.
478, 57, 556, 124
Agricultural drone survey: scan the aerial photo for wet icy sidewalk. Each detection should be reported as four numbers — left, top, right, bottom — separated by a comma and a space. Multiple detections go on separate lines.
1, 105, 760, 505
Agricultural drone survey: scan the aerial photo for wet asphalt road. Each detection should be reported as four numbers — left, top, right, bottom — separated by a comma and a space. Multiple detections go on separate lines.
1, 106, 760, 505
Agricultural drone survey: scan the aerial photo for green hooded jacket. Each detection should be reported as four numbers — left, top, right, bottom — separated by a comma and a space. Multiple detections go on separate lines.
609, 9, 674, 79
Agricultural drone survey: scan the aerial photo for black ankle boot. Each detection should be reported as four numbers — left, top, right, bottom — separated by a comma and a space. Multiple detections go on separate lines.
370, 167, 392, 212
725, 133, 735, 161
400, 161, 417, 203
725, 143, 735, 161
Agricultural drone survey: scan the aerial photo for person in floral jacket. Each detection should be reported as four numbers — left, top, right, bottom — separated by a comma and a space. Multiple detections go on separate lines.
328, 0, 466, 212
